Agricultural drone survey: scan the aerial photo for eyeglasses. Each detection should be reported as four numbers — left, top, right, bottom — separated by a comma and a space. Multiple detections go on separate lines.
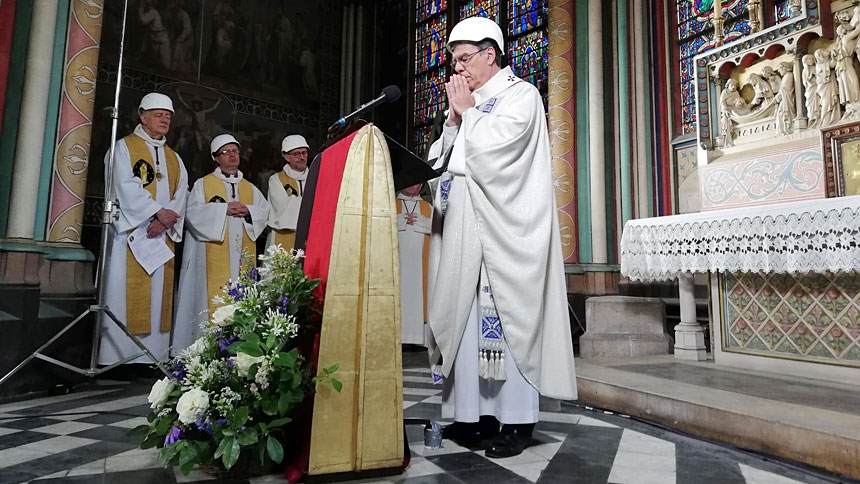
450, 47, 488, 68
217, 149, 239, 156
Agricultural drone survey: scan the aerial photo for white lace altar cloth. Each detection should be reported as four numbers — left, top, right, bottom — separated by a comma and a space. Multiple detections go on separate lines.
620, 196, 860, 282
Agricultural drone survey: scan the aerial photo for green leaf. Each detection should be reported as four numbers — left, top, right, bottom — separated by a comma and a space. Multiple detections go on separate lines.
222, 428, 235, 436
214, 435, 231, 459
140, 433, 161, 449
331, 378, 343, 393
259, 422, 268, 433
237, 342, 263, 357
222, 436, 241, 469
268, 417, 292, 428
262, 395, 279, 415
266, 436, 285, 463
237, 428, 259, 446
266, 332, 277, 350
234, 406, 250, 428
273, 349, 298, 367
245, 332, 261, 346
277, 392, 291, 414
127, 424, 151, 438
178, 443, 199, 467
179, 460, 195, 476
323, 363, 339, 375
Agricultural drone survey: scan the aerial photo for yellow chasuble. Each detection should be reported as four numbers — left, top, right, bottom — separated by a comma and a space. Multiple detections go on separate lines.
202, 174, 256, 315
396, 198, 432, 321
124, 134, 180, 335
272, 170, 302, 250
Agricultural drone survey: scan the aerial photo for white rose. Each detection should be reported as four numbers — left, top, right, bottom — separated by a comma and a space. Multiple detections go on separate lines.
147, 377, 174, 409
232, 352, 266, 377
211, 304, 237, 327
176, 387, 210, 424
182, 338, 207, 358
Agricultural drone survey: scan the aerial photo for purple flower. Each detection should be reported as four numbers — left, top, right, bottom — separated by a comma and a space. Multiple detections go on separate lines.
276, 295, 290, 314
226, 358, 235, 368
249, 268, 260, 282
171, 360, 187, 380
164, 426, 182, 445
195, 419, 213, 435
217, 336, 237, 353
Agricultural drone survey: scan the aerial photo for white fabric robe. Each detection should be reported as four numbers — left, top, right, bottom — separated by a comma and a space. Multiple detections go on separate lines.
265, 164, 307, 248
397, 193, 431, 346
171, 168, 269, 354
427, 66, 578, 402
99, 124, 188, 365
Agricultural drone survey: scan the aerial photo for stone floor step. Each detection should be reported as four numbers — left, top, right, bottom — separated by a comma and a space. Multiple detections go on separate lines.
575, 355, 860, 480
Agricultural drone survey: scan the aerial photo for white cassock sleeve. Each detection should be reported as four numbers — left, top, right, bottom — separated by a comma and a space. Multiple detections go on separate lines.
397, 211, 407, 232
243, 185, 270, 241
165, 154, 189, 243
413, 208, 431, 235
185, 179, 228, 242
267, 174, 301, 231
108, 140, 163, 234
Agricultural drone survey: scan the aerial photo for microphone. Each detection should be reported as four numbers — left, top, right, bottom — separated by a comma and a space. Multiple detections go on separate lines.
328, 85, 401, 132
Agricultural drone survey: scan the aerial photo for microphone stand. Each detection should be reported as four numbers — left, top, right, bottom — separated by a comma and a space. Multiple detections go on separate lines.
0, 0, 170, 388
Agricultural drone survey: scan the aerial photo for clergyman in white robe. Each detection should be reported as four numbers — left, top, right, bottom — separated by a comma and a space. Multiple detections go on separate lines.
427, 65, 578, 427
99, 124, 188, 365
172, 167, 269, 354
397, 186, 432, 346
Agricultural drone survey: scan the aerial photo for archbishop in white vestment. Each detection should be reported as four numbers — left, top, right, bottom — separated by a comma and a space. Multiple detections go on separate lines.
397, 185, 432, 346
426, 16, 577, 458
99, 93, 188, 366
172, 135, 269, 354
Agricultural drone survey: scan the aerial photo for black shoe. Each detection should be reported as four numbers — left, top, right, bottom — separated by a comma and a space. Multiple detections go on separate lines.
441, 416, 499, 446
485, 424, 534, 458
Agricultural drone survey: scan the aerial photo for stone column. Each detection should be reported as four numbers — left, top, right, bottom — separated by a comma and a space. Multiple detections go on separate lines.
6, 0, 59, 239
674, 272, 707, 360
792, 50, 808, 131
547, 0, 578, 263
46, 0, 104, 244
587, 0, 607, 263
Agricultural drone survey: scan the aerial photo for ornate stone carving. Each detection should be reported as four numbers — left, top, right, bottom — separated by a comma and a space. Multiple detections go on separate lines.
774, 62, 796, 135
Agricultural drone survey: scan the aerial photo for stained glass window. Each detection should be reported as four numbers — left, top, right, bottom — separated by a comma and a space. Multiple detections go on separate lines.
460, 0, 500, 22
674, 0, 749, 134
508, 29, 548, 104
415, 14, 448, 74
416, 0, 446, 23
507, 0, 547, 37
775, 1, 791, 23
413, 67, 447, 126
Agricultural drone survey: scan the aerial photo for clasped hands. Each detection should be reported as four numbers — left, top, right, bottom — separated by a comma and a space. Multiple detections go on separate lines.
226, 201, 249, 218
405, 213, 417, 225
444, 74, 475, 127
147, 208, 180, 238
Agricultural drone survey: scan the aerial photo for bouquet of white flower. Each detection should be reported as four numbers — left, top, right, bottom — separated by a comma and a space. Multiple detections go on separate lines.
131, 245, 340, 475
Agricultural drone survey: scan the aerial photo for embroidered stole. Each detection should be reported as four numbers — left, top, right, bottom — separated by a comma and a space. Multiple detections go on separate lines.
202, 174, 256, 315
396, 198, 432, 322
273, 170, 301, 250
124, 134, 180, 335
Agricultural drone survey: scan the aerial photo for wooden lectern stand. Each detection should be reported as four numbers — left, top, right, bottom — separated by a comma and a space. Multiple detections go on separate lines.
298, 123, 436, 478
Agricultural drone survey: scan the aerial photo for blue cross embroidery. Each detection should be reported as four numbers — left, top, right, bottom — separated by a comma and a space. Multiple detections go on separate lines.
481, 316, 503, 340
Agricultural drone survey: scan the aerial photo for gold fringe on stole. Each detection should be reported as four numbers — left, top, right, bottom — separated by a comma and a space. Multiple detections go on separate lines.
202, 174, 256, 316
123, 135, 180, 335
272, 170, 300, 250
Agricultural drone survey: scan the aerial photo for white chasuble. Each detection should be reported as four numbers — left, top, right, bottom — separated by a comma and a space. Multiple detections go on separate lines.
396, 194, 432, 346
427, 67, 578, 403
171, 168, 269, 355
99, 124, 189, 365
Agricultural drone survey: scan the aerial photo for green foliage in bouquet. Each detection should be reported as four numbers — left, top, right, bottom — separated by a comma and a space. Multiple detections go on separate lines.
130, 245, 340, 475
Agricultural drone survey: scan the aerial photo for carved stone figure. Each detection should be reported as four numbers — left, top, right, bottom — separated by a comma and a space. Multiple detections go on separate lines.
761, 65, 782, 94
773, 62, 796, 135
749, 72, 774, 107
802, 54, 820, 128
833, 23, 860, 107
719, 79, 748, 147
815, 49, 842, 126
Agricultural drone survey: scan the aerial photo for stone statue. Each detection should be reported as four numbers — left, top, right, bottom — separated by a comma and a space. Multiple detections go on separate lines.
802, 54, 820, 128
773, 62, 796, 135
833, 23, 860, 107
719, 79, 748, 147
749, 72, 774, 107
761, 65, 782, 94
815, 49, 842, 126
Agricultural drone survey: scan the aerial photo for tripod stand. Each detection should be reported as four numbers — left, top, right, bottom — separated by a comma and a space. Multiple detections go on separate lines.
0, 0, 169, 388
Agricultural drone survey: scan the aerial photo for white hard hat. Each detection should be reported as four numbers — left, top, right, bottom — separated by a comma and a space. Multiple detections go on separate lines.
210, 134, 240, 157
447, 16, 504, 52
281, 134, 309, 154
138, 92, 174, 114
